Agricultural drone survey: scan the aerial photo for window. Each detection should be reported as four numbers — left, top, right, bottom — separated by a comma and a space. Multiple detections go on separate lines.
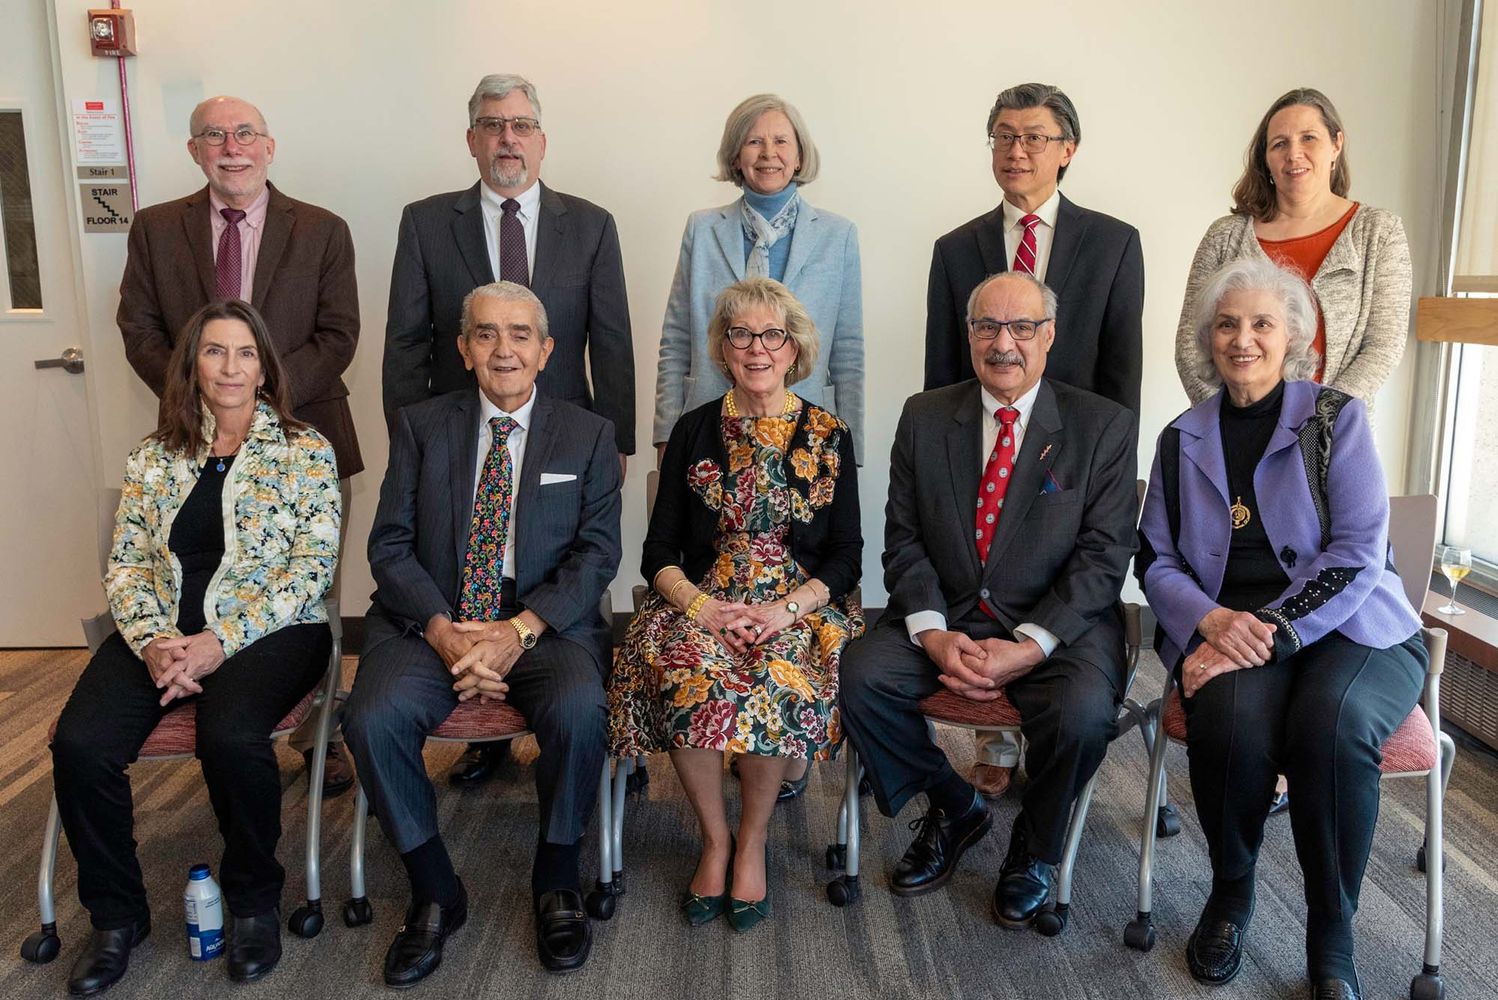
0, 109, 43, 310
1439, 334, 1498, 577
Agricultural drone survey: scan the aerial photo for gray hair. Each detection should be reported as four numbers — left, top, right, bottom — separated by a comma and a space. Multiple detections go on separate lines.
713, 94, 821, 187
461, 281, 550, 341
468, 74, 541, 126
1190, 258, 1320, 389
965, 272, 1059, 324
986, 83, 1080, 181
706, 277, 819, 386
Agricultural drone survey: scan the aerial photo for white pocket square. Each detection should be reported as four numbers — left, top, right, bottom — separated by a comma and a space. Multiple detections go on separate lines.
539, 472, 578, 485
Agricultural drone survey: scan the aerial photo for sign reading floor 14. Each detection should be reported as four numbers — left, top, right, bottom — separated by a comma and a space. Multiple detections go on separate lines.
79, 182, 133, 232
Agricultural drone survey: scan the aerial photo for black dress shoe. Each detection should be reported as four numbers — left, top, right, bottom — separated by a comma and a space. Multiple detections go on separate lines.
535, 889, 592, 973
992, 821, 1055, 928
305, 744, 354, 799
890, 797, 992, 897
66, 919, 150, 997
226, 908, 281, 983
1186, 906, 1252, 985
383, 881, 468, 988
777, 767, 810, 802
1310, 977, 1361, 1000
447, 742, 508, 787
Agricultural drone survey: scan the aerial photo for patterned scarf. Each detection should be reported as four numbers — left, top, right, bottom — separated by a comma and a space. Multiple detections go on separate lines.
739, 191, 800, 278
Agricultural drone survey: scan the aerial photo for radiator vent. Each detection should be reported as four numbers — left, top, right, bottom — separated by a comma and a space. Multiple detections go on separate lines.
1443, 647, 1498, 752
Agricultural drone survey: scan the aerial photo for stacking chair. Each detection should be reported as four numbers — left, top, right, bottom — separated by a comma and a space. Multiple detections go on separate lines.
1123, 494, 1456, 1000
20, 600, 345, 963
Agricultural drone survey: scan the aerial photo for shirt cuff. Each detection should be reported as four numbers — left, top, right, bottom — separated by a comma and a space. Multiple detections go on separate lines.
1013, 622, 1059, 658
905, 610, 948, 646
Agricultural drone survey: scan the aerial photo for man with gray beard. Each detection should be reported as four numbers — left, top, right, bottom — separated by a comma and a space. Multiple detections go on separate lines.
383, 73, 635, 785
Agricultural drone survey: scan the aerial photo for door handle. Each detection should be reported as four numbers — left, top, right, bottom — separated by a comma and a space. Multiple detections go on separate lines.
34, 347, 85, 374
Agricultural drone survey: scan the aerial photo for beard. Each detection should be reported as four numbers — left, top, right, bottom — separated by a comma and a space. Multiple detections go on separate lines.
487, 149, 529, 190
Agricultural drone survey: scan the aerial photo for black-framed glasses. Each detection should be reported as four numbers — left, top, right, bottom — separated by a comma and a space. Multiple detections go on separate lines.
195, 127, 269, 147
473, 116, 542, 138
725, 326, 790, 350
987, 131, 1068, 154
968, 317, 1051, 341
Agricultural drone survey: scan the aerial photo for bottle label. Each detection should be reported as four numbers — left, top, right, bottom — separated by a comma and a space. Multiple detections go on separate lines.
186, 924, 224, 959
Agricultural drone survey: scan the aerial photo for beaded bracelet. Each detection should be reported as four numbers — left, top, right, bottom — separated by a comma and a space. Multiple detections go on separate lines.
686, 593, 710, 621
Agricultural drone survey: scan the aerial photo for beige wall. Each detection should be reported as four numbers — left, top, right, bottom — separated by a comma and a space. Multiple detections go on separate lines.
49, 0, 1443, 611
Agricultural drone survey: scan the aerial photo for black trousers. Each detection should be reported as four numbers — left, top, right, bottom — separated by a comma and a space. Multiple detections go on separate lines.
51, 625, 330, 928
839, 615, 1122, 863
1182, 632, 1425, 951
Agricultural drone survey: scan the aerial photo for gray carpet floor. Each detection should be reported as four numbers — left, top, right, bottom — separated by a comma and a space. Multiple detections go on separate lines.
3, 647, 1497, 1000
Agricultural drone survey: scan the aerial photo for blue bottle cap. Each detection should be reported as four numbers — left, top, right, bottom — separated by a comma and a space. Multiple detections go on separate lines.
189, 864, 211, 880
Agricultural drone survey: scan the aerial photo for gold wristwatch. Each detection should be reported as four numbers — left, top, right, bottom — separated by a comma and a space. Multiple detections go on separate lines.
510, 617, 538, 650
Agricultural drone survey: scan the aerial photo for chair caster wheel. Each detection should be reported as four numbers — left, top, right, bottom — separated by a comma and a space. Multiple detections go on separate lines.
1415, 845, 1446, 873
343, 896, 373, 927
626, 762, 650, 795
826, 844, 846, 870
288, 902, 324, 938
20, 924, 60, 964
1034, 903, 1068, 936
826, 874, 861, 907
585, 891, 617, 921
1156, 805, 1181, 838
1123, 916, 1156, 951
858, 775, 874, 797
1410, 970, 1445, 999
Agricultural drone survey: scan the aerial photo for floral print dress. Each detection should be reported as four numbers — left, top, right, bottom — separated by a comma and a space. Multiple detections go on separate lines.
608, 406, 862, 760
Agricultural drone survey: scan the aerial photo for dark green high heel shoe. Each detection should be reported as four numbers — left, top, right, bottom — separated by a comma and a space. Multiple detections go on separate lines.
726, 895, 771, 931
682, 837, 734, 927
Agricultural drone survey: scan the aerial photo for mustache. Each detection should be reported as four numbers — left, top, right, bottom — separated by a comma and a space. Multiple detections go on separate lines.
983, 349, 1025, 367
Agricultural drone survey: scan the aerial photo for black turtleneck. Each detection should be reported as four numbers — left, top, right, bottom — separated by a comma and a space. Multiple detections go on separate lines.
1216, 381, 1290, 612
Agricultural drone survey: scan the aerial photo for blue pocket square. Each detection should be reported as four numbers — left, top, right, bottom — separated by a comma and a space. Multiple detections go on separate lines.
1040, 470, 1065, 494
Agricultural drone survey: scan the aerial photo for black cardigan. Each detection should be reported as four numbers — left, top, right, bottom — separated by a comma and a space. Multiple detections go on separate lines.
643, 397, 862, 600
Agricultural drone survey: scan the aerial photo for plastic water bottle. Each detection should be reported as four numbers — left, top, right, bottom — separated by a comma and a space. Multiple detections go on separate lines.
184, 864, 224, 960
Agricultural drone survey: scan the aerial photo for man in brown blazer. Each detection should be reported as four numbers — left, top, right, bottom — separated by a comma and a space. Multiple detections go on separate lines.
116, 95, 360, 796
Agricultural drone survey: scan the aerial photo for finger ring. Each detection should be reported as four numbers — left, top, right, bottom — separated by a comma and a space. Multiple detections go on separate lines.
1198, 663, 1209, 672
719, 627, 728, 636
753, 626, 763, 635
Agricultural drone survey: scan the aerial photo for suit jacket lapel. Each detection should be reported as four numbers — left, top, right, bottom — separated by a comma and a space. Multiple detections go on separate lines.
712, 204, 746, 281
182, 188, 217, 301
1046, 194, 1086, 298
514, 393, 558, 584
251, 185, 292, 310
984, 380, 1061, 574
530, 183, 566, 294
975, 206, 1009, 277
780, 200, 818, 289
449, 392, 481, 570
944, 385, 984, 581
452, 183, 495, 288
1179, 400, 1230, 507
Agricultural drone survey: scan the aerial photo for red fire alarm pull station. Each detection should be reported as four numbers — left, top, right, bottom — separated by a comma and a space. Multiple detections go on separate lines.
88, 9, 136, 57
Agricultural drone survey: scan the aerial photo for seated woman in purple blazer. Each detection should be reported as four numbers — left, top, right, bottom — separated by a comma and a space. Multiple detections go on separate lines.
1137, 257, 1424, 1000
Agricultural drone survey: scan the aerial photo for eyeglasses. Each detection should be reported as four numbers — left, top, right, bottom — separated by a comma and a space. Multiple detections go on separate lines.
473, 116, 542, 138
987, 131, 1068, 154
195, 127, 269, 147
968, 317, 1051, 341
725, 326, 790, 350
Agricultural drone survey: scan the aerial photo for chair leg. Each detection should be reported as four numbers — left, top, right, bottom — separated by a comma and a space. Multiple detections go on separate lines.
20, 796, 62, 963
287, 731, 328, 938
1411, 736, 1455, 999
1124, 699, 1166, 952
1035, 769, 1100, 937
585, 758, 621, 920
342, 783, 373, 928
826, 748, 862, 906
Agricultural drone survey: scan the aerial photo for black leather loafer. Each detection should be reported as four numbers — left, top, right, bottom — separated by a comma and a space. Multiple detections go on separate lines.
306, 744, 354, 799
535, 889, 592, 973
1311, 977, 1361, 1000
992, 821, 1055, 928
890, 797, 991, 897
383, 880, 468, 988
1186, 907, 1251, 985
66, 919, 150, 997
226, 908, 281, 983
447, 743, 507, 787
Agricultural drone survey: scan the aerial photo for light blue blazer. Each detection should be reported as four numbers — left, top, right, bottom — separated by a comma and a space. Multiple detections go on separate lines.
651, 198, 865, 460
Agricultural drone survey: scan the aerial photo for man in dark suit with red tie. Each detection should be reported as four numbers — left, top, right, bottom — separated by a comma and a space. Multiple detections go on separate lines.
116, 95, 360, 797
840, 272, 1137, 929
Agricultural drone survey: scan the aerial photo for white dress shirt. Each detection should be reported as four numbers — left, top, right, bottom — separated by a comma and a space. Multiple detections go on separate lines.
471, 387, 537, 580
904, 380, 1060, 656
479, 179, 540, 283
1001, 188, 1062, 281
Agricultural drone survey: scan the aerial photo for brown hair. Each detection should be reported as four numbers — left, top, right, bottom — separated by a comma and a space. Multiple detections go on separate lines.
1230, 87, 1351, 222
152, 299, 306, 455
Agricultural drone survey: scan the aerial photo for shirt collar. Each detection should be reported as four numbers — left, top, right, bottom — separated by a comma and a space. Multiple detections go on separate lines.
980, 380, 1041, 428
480, 178, 542, 219
477, 384, 538, 434
209, 184, 271, 229
1001, 187, 1061, 233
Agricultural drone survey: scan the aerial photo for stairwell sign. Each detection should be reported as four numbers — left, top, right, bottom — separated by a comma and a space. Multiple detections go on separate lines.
71, 99, 132, 233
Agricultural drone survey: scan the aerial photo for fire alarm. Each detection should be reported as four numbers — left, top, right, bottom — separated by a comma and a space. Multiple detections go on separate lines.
88, 9, 136, 57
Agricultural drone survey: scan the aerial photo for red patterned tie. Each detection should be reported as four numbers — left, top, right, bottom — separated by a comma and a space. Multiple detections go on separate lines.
1012, 213, 1041, 277
215, 208, 246, 299
458, 415, 520, 620
499, 198, 529, 286
975, 407, 1020, 563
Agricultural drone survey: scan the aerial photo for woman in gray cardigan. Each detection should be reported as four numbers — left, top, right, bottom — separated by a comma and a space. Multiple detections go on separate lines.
1175, 88, 1412, 406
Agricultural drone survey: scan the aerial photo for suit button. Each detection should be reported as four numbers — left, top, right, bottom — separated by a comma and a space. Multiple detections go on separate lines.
979, 588, 990, 599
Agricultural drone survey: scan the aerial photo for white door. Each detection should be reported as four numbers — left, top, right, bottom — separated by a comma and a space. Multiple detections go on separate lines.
0, 3, 106, 644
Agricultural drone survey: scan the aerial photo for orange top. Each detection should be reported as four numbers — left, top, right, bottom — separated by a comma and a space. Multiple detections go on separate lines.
1257, 203, 1359, 382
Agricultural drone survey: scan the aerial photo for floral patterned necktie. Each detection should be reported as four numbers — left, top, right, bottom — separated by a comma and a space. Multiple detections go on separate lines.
458, 415, 520, 620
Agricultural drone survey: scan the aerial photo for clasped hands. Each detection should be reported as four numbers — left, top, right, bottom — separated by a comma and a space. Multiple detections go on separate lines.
694, 597, 796, 654
143, 632, 226, 706
918, 630, 1043, 702
427, 613, 532, 703
1181, 607, 1277, 698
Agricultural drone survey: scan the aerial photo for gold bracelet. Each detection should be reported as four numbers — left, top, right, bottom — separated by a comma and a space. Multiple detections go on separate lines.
686, 593, 710, 621
652, 564, 684, 590
667, 578, 693, 608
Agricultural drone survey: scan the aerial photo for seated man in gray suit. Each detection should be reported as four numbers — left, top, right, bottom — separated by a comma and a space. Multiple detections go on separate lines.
345, 282, 621, 983
840, 272, 1136, 929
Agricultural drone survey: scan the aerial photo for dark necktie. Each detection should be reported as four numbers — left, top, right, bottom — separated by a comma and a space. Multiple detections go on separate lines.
1013, 213, 1041, 277
975, 406, 1021, 564
499, 198, 529, 286
215, 208, 247, 299
458, 416, 521, 621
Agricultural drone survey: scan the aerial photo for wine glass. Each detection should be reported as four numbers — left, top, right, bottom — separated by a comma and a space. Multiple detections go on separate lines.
1436, 545, 1471, 615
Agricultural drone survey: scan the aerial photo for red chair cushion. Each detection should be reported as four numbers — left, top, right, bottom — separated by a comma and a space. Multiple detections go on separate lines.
46, 686, 320, 759
1161, 689, 1437, 773
430, 699, 530, 741
918, 688, 1022, 728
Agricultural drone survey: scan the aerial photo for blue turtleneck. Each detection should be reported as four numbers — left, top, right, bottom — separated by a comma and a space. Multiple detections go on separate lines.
741, 182, 798, 281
